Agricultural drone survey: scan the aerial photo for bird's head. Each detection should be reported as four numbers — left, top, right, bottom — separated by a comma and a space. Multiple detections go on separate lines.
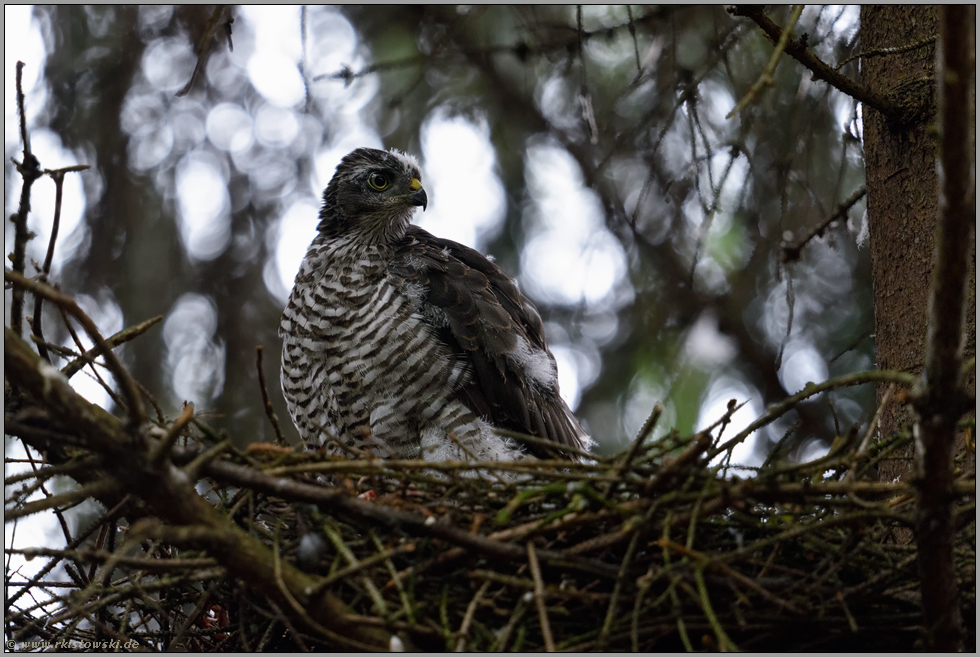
317, 147, 427, 245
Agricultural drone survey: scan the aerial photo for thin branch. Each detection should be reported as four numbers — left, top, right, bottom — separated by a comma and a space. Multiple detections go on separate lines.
30, 171, 65, 362
626, 5, 641, 74
835, 36, 937, 72
527, 542, 555, 652
727, 5, 805, 119
5, 269, 146, 430
9, 61, 43, 337
192, 454, 620, 580
710, 369, 918, 458
6, 479, 120, 522
255, 345, 287, 445
60, 315, 163, 379
176, 5, 230, 97
729, 5, 900, 117
782, 186, 867, 262
912, 6, 973, 650
8, 547, 218, 571
454, 579, 490, 652
604, 401, 664, 497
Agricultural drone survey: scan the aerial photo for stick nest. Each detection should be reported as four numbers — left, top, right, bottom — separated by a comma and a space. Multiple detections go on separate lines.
5, 362, 976, 652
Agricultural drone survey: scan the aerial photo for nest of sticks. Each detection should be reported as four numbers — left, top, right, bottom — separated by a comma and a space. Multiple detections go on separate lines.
4, 305, 976, 652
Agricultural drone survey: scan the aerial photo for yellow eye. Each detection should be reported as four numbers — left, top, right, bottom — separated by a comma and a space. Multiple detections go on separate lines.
367, 172, 390, 191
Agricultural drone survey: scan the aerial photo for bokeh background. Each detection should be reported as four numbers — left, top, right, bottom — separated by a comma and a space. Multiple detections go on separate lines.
5, 5, 873, 467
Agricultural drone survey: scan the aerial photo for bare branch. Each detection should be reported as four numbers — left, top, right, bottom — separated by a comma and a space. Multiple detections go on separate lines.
782, 186, 867, 262
912, 6, 974, 650
9, 61, 43, 337
176, 5, 231, 97
730, 6, 901, 117
6, 268, 146, 430
255, 345, 287, 445
727, 5, 805, 119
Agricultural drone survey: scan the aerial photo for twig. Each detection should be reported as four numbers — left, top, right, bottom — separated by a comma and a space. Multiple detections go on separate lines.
782, 186, 867, 262
490, 596, 528, 652
255, 345, 287, 445
454, 579, 490, 651
8, 546, 217, 571
15, 440, 75, 552
57, 315, 162, 378
728, 6, 900, 117
644, 432, 713, 494
598, 529, 641, 650
602, 405, 660, 497
176, 5, 230, 97
30, 170, 66, 362
626, 401, 664, 464
774, 268, 795, 371
710, 369, 917, 458
4, 494, 133, 610
835, 36, 936, 71
270, 539, 314, 651
694, 566, 739, 651
626, 5, 641, 74
9, 61, 43, 337
262, 457, 612, 479
369, 532, 414, 623
6, 479, 120, 522
314, 542, 416, 590
322, 523, 388, 616
3, 458, 94, 487
5, 269, 145, 430
56, 304, 126, 412
856, 384, 894, 457
727, 5, 805, 119
150, 402, 195, 466
526, 542, 555, 652
912, 7, 973, 650
468, 569, 609, 602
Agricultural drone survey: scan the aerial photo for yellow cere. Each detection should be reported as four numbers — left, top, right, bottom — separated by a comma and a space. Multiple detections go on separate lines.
409, 178, 423, 192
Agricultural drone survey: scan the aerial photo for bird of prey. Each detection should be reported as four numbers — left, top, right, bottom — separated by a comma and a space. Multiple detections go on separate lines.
280, 147, 591, 463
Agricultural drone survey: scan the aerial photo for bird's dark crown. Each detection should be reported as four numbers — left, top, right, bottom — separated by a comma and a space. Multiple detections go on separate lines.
317, 147, 427, 244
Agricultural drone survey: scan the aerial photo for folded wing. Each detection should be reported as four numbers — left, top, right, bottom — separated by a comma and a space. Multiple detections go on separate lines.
390, 226, 590, 460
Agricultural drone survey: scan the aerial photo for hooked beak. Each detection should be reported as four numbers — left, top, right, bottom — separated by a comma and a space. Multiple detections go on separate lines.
408, 177, 427, 211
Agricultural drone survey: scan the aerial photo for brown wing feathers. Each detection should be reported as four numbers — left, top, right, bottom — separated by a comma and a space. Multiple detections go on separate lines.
391, 226, 587, 459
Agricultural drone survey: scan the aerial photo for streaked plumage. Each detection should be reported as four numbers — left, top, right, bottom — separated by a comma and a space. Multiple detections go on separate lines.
280, 147, 590, 462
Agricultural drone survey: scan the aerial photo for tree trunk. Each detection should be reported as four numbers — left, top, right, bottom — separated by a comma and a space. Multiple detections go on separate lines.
860, 6, 976, 486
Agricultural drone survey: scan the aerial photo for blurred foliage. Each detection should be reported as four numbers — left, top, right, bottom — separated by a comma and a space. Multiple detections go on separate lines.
5, 5, 874, 459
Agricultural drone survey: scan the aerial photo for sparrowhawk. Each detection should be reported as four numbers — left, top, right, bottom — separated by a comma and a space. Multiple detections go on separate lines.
280, 147, 591, 462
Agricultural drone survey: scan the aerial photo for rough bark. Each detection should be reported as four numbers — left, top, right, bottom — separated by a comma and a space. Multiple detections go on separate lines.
859, 6, 976, 486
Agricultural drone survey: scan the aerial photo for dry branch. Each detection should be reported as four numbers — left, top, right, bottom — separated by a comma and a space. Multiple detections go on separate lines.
730, 5, 902, 117
911, 6, 975, 650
